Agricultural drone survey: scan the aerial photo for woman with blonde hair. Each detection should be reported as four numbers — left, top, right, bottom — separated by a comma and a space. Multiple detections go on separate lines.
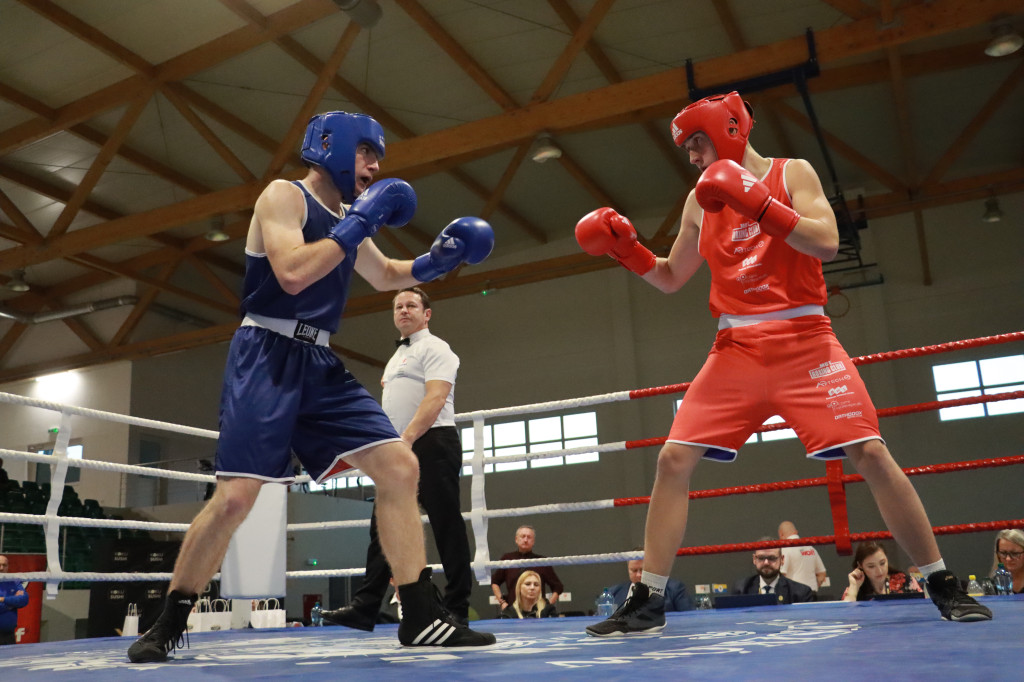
990, 528, 1024, 594
500, 570, 556, 618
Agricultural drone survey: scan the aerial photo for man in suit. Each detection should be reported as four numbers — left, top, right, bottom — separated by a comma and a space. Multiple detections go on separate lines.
733, 544, 815, 604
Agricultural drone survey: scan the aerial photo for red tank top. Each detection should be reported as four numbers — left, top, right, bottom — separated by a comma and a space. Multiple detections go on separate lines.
698, 158, 827, 317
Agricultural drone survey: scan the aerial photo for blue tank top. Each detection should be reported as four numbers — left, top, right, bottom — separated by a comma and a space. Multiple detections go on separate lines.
240, 181, 354, 333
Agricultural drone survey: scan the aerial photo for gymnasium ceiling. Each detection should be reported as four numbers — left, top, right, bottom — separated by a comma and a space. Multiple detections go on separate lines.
0, 0, 1021, 382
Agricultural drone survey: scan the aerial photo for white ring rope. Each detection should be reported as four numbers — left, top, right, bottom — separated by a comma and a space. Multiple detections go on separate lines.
0, 391, 219, 439
0, 512, 190, 533
6, 550, 646, 583
0, 385, 649, 586
0, 447, 216, 483
455, 389, 632, 422
472, 498, 617, 519
8, 334, 1017, 588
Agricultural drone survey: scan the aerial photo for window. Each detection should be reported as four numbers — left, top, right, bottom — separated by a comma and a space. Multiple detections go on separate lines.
28, 440, 83, 484
460, 412, 599, 475
932, 355, 1024, 421
674, 399, 796, 444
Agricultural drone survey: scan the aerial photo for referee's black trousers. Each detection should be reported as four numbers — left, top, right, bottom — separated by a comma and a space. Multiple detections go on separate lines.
352, 426, 473, 619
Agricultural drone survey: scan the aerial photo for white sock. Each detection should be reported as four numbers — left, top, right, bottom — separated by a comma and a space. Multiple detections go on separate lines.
641, 571, 668, 596
918, 559, 946, 578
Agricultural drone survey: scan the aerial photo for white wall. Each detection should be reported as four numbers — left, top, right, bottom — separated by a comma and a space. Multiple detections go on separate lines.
0, 362, 133, 508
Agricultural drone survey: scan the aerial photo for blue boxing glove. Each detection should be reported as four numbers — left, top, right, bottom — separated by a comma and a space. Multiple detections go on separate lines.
412, 217, 495, 282
326, 178, 417, 254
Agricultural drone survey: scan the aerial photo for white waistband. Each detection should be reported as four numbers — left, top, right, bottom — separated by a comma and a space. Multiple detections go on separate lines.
241, 313, 331, 346
718, 305, 826, 330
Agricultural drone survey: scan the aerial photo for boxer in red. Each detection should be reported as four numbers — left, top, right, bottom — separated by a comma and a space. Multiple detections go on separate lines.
576, 91, 991, 635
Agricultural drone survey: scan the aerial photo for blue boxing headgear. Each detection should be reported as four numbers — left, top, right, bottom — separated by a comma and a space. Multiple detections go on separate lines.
300, 112, 386, 203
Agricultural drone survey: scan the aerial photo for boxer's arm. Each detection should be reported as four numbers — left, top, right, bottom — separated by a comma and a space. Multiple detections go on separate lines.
783, 159, 839, 261
353, 238, 421, 291
641, 191, 706, 293
257, 180, 349, 294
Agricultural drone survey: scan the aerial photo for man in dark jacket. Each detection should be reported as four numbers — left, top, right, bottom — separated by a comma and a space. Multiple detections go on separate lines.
491, 526, 565, 612
0, 555, 29, 645
733, 546, 815, 604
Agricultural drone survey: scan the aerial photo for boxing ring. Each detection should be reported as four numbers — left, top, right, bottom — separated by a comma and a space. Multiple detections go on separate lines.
0, 331, 1021, 680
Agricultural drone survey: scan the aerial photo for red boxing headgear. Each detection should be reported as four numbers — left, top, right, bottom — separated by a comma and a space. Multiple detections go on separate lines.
670, 91, 754, 164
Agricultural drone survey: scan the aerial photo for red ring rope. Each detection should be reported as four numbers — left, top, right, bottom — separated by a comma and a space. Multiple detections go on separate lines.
626, 331, 1023, 399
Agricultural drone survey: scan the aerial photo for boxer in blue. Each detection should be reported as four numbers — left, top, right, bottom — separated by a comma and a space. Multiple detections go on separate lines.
128, 112, 496, 663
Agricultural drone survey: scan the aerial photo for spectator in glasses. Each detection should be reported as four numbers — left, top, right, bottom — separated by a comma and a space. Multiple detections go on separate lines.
990, 529, 1024, 594
733, 538, 815, 604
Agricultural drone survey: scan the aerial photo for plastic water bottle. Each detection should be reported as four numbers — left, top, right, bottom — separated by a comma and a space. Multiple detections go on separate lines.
993, 563, 1013, 596
694, 584, 713, 610
311, 601, 323, 626
596, 589, 616, 618
966, 575, 984, 598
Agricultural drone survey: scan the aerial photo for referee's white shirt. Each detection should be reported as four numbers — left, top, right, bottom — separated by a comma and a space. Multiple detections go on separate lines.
381, 328, 459, 434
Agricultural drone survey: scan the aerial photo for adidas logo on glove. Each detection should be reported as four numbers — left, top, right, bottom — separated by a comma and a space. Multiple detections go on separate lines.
742, 174, 756, 192
443, 237, 458, 249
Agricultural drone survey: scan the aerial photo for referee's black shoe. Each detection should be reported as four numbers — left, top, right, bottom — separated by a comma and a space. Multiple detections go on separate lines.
321, 603, 378, 632
397, 568, 496, 647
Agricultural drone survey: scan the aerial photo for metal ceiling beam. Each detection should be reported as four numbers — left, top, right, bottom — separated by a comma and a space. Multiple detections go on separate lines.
770, 100, 907, 192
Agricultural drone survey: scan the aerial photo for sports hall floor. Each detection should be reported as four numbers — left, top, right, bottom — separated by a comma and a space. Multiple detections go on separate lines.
1, 597, 1020, 681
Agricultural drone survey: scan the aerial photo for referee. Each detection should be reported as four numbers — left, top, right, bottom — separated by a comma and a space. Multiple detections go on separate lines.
324, 287, 473, 628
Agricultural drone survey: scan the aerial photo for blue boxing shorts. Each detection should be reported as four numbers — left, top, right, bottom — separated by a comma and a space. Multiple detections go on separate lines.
215, 325, 401, 483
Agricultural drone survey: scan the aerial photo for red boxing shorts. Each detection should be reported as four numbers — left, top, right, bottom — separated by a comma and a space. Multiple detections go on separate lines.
668, 316, 882, 462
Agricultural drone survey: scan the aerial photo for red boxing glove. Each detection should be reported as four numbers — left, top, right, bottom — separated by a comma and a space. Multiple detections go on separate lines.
695, 160, 800, 238
575, 207, 656, 276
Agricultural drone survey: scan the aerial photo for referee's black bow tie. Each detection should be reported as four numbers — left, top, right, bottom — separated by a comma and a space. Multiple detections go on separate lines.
395, 337, 410, 347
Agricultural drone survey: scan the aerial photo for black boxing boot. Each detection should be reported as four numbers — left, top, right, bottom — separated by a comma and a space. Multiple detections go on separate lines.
397, 568, 495, 646
927, 570, 993, 622
127, 590, 197, 663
